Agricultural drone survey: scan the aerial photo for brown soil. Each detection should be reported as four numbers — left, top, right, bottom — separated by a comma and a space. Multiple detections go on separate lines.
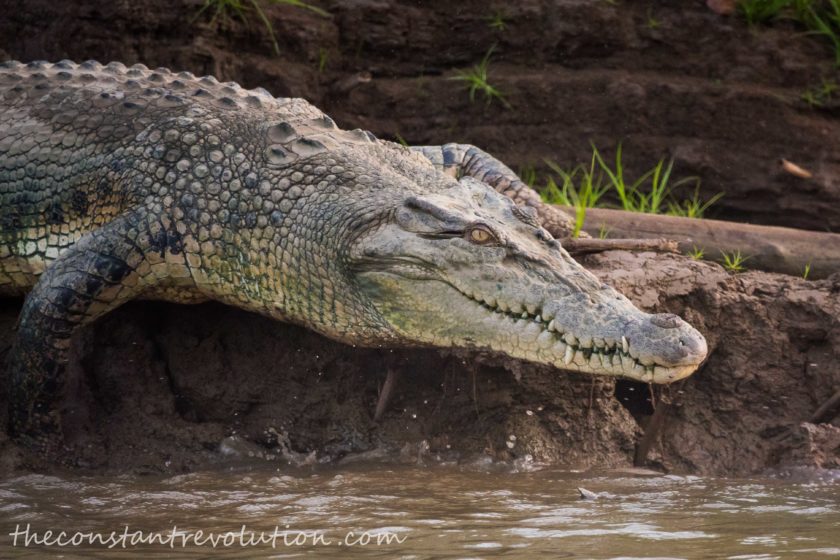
0, 0, 839, 476
1, 253, 838, 476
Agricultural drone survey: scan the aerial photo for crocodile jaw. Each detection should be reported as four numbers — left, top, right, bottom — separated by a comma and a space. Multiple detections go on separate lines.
361, 274, 707, 384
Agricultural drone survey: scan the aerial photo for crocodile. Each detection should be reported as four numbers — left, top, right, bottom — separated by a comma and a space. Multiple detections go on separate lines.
0, 60, 708, 451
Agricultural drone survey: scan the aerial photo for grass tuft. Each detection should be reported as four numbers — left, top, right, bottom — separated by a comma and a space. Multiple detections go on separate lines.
487, 10, 507, 31
720, 249, 750, 272
689, 245, 706, 260
801, 78, 838, 106
542, 156, 610, 238
536, 144, 723, 235
667, 186, 725, 219
449, 45, 510, 108
737, 0, 840, 65
738, 0, 793, 25
195, 0, 328, 56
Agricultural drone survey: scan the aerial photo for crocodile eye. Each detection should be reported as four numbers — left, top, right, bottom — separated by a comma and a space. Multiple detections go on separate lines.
467, 225, 497, 245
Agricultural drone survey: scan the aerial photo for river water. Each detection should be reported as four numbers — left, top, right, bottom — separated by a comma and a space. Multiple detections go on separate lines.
0, 463, 838, 559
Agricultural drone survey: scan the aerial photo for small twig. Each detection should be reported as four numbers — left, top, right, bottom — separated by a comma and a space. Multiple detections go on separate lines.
562, 237, 680, 255
374, 368, 398, 422
809, 388, 840, 425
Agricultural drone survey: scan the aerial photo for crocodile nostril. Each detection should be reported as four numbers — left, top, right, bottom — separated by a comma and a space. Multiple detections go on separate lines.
650, 313, 681, 329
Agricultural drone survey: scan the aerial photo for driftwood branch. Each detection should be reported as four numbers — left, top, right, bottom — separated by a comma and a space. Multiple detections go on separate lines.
562, 237, 679, 255
554, 206, 840, 279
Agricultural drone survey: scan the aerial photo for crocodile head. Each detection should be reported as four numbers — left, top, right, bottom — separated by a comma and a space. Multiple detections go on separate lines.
351, 177, 707, 383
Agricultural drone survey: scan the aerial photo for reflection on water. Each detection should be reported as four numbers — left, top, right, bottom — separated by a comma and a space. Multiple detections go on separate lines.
0, 463, 838, 559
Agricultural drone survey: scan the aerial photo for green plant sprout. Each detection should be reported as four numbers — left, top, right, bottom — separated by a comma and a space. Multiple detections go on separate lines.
318, 47, 328, 73
647, 7, 661, 29
689, 245, 706, 260
598, 225, 611, 239
195, 0, 328, 56
803, 262, 812, 279
488, 10, 507, 31
720, 249, 750, 272
801, 79, 838, 106
449, 45, 510, 108
394, 133, 409, 147
667, 185, 724, 218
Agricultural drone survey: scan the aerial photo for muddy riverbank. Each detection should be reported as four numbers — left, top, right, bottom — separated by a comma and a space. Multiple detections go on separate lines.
0, 0, 838, 476
1, 253, 837, 476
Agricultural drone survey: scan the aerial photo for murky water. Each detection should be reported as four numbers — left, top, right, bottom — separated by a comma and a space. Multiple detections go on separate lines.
0, 463, 838, 559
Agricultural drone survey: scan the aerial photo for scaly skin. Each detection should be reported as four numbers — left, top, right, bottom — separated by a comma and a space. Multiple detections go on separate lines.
0, 60, 707, 452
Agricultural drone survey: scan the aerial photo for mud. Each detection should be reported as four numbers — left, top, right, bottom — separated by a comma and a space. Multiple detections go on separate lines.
0, 0, 839, 476
0, 252, 837, 476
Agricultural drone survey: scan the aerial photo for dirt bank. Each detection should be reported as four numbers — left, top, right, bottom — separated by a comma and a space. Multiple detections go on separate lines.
1, 0, 840, 231
1, 252, 838, 476
0, 0, 839, 476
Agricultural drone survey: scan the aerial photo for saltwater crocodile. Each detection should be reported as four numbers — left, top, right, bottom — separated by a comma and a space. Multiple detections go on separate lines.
0, 60, 707, 450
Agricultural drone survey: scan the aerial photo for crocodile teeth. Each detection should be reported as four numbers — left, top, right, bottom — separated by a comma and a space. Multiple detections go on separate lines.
564, 345, 575, 366
548, 320, 556, 332
564, 333, 578, 346
521, 311, 529, 319
534, 314, 542, 323
537, 330, 554, 349
621, 336, 629, 354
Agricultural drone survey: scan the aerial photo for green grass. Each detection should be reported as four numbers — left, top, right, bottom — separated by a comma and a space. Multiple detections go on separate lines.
737, 0, 840, 65
738, 0, 793, 25
803, 262, 812, 279
720, 249, 750, 272
689, 246, 706, 260
591, 144, 677, 214
668, 186, 724, 219
798, 1, 840, 65
487, 10, 507, 31
317, 47, 328, 73
542, 155, 610, 238
535, 144, 723, 235
393, 132, 409, 147
588, 143, 709, 215
646, 7, 661, 29
801, 79, 838, 105
449, 45, 510, 108
195, 0, 328, 55
518, 165, 538, 188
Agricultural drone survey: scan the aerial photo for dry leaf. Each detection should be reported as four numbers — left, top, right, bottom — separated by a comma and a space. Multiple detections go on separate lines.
780, 159, 813, 179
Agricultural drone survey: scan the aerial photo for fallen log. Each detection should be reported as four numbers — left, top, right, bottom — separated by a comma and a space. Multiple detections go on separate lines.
555, 206, 840, 279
